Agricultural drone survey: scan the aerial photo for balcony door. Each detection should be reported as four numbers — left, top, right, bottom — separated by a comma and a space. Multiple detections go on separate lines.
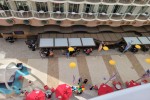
83, 4, 94, 13
36, 2, 48, 12
53, 3, 64, 12
0, 0, 10, 10
68, 4, 79, 13
125, 6, 136, 14
98, 5, 109, 13
15, 1, 29, 11
112, 5, 122, 13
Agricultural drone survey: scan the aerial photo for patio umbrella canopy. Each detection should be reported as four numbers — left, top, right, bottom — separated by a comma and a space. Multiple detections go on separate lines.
26, 90, 45, 100
68, 47, 74, 52
69, 62, 76, 68
103, 46, 109, 51
55, 84, 72, 100
98, 83, 114, 95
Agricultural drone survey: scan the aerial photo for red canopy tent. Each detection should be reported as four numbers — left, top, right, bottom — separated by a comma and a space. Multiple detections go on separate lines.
55, 84, 72, 100
126, 80, 140, 88
26, 90, 45, 100
98, 83, 114, 96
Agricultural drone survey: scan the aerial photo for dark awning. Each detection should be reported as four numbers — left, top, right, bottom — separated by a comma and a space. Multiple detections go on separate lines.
72, 25, 87, 32
98, 25, 123, 32
43, 25, 60, 32
60, 27, 72, 33
0, 26, 13, 33
86, 27, 99, 33
30, 26, 44, 34
12, 25, 30, 32
143, 25, 150, 32
122, 25, 147, 32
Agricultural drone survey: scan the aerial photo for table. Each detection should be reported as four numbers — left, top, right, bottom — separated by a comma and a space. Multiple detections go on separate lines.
123, 37, 142, 45
68, 38, 82, 47
39, 38, 54, 48
55, 38, 68, 47
98, 84, 114, 95
138, 37, 150, 44
81, 38, 95, 47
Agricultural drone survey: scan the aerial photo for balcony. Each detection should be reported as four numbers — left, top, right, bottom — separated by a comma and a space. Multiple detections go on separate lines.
102, 0, 117, 3
133, 0, 149, 4
69, 0, 84, 2
82, 13, 95, 19
86, 0, 102, 2
123, 13, 137, 20
13, 11, 32, 18
67, 12, 81, 19
51, 12, 66, 19
110, 13, 123, 20
97, 13, 109, 20
33, 11, 50, 18
136, 13, 149, 20
0, 10, 12, 18
118, 0, 133, 4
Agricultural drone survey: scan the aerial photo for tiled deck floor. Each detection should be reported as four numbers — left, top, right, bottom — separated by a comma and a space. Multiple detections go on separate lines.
0, 53, 150, 100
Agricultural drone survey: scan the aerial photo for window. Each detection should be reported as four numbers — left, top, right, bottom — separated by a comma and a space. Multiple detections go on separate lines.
14, 31, 24, 35
138, 6, 148, 14
15, 1, 29, 11
83, 4, 94, 13
98, 5, 109, 13
112, 5, 122, 13
0, 0, 10, 10
36, 2, 48, 12
53, 3, 64, 12
125, 6, 136, 14
68, 4, 79, 13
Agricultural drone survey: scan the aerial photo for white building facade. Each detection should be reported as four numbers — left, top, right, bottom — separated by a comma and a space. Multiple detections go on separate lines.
0, 0, 150, 27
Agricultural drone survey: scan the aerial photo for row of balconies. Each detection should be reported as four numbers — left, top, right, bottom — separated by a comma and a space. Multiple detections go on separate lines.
0, 10, 149, 21
48, 0, 150, 5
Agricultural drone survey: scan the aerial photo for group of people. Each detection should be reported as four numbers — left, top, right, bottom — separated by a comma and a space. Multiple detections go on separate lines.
40, 48, 54, 58
5, 36, 16, 43
72, 78, 88, 95
25, 40, 36, 51
83, 48, 93, 55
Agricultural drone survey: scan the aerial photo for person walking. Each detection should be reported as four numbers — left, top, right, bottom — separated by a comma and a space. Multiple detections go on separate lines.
78, 77, 82, 85
83, 79, 88, 84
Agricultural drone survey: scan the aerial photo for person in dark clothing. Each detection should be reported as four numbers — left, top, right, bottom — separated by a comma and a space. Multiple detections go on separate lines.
78, 77, 82, 85
83, 79, 88, 84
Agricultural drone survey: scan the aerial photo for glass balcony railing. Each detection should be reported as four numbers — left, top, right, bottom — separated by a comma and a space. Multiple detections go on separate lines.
110, 13, 123, 20
136, 13, 149, 20
118, 0, 133, 4
67, 12, 81, 19
97, 13, 109, 20
86, 0, 102, 2
82, 13, 95, 19
102, 0, 117, 3
133, 0, 149, 4
13, 10, 32, 18
123, 13, 137, 20
51, 12, 66, 19
0, 10, 12, 18
70, 0, 84, 2
33, 11, 50, 18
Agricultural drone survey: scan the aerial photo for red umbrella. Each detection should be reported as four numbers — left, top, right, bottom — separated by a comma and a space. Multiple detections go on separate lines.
126, 80, 140, 88
55, 84, 72, 100
98, 83, 114, 96
26, 90, 45, 100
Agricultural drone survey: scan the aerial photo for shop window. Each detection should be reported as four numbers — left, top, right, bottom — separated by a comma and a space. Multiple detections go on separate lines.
14, 31, 24, 35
